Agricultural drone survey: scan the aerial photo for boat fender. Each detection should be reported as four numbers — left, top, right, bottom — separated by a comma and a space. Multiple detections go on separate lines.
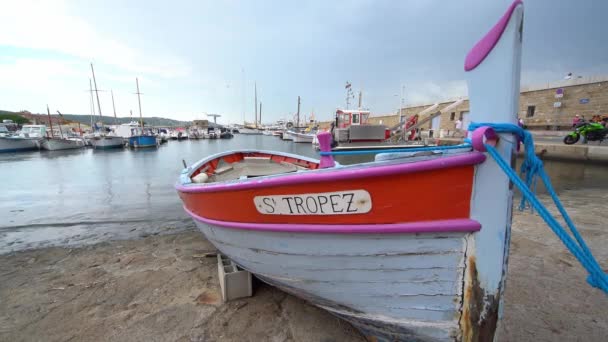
192, 173, 209, 184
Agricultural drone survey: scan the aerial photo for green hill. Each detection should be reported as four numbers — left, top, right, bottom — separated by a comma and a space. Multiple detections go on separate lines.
0, 111, 31, 124
0, 110, 191, 127
61, 114, 191, 127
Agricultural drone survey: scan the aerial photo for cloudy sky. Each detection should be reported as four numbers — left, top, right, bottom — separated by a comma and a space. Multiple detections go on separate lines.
1, 0, 606, 124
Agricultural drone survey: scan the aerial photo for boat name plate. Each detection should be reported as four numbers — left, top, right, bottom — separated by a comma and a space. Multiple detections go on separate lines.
254, 190, 372, 215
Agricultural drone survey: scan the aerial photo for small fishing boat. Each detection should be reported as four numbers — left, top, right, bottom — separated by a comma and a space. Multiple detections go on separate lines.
177, 1, 524, 340
291, 131, 316, 143
128, 133, 158, 148
219, 128, 234, 139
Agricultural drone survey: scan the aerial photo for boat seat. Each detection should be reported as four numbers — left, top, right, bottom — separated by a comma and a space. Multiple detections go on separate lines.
210, 159, 298, 182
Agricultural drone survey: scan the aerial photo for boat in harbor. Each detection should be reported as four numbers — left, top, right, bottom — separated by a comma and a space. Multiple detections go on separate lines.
0, 124, 44, 153
239, 127, 263, 135
176, 1, 524, 340
128, 78, 158, 149
40, 137, 85, 150
40, 107, 85, 151
281, 130, 294, 141
333, 109, 388, 143
291, 130, 316, 143
88, 66, 125, 150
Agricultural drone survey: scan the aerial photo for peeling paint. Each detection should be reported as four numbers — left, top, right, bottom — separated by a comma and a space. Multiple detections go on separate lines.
459, 256, 500, 341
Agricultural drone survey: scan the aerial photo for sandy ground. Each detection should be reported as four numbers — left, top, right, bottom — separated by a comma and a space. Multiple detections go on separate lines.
1, 189, 607, 341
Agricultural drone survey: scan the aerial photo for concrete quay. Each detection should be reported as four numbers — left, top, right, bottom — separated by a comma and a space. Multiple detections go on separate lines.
436, 133, 608, 163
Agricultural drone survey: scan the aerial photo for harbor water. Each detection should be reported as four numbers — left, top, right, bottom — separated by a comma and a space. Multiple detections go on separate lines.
1, 135, 607, 253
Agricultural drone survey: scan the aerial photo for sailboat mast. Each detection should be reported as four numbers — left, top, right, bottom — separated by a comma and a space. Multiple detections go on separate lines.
89, 79, 95, 129
46, 105, 54, 138
358, 90, 362, 108
297, 96, 301, 127
259, 102, 262, 126
111, 90, 118, 125
90, 64, 103, 125
254, 83, 258, 129
135, 78, 144, 132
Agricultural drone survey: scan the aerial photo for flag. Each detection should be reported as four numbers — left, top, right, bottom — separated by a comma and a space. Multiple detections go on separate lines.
345, 82, 351, 89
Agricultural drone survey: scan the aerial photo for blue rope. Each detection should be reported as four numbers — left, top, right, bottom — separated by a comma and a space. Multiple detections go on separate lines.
469, 122, 608, 293
318, 143, 471, 156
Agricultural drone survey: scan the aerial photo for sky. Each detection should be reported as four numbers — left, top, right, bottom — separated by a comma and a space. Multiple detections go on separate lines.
1, 0, 607, 124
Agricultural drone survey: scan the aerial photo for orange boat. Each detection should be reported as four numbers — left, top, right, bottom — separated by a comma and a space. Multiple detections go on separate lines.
177, 1, 524, 340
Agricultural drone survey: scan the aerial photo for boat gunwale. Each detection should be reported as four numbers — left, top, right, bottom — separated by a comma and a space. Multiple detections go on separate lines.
176, 150, 485, 194
186, 206, 481, 234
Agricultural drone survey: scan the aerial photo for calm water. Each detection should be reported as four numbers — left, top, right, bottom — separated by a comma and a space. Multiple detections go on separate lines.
0, 135, 606, 252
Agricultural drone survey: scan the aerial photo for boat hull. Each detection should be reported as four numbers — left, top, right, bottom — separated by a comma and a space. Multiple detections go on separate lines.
40, 138, 85, 151
91, 136, 124, 149
0, 137, 39, 153
191, 219, 469, 341
291, 132, 315, 143
128, 135, 158, 148
281, 131, 294, 141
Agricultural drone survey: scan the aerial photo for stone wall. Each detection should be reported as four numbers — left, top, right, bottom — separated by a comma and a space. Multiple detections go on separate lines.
364, 77, 608, 132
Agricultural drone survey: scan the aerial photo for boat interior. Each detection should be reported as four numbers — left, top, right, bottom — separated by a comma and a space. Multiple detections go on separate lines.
190, 152, 319, 184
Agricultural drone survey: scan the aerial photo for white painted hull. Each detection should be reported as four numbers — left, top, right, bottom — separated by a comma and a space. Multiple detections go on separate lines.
40, 138, 85, 151
281, 131, 294, 140
91, 136, 124, 149
291, 132, 315, 143
240, 128, 263, 135
194, 221, 467, 341
0, 137, 39, 152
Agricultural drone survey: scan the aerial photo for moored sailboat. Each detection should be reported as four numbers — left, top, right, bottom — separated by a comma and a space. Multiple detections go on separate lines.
40, 106, 85, 151
177, 1, 525, 340
128, 78, 158, 149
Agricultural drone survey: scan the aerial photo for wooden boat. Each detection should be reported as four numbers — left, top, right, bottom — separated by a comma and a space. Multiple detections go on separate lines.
177, 1, 523, 340
40, 137, 85, 150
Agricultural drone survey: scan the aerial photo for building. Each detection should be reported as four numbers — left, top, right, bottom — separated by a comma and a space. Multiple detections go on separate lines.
366, 76, 608, 133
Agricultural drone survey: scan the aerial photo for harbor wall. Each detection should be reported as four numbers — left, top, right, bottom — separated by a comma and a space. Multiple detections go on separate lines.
364, 76, 608, 133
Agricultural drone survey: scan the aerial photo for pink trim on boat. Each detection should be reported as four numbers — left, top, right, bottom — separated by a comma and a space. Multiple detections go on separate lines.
184, 206, 481, 234
464, 0, 523, 71
471, 126, 498, 152
176, 152, 486, 193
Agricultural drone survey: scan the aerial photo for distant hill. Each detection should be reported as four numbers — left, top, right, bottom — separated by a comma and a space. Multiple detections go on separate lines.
0, 110, 191, 127
60, 114, 192, 127
0, 110, 31, 124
